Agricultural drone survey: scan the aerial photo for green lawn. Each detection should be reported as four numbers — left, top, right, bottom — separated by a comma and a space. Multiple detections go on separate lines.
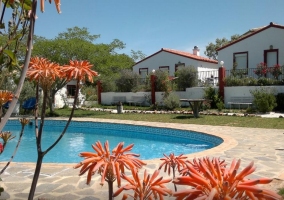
54, 108, 284, 129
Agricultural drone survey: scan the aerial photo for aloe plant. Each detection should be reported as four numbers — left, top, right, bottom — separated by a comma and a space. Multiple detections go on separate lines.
159, 153, 187, 191
113, 169, 172, 200
74, 141, 146, 200
173, 157, 282, 199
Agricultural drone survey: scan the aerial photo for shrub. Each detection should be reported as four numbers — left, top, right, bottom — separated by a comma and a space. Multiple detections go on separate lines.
224, 76, 244, 86
153, 69, 172, 95
115, 69, 140, 92
175, 66, 198, 91
163, 92, 180, 110
98, 75, 117, 92
250, 87, 277, 113
81, 85, 97, 101
203, 86, 222, 109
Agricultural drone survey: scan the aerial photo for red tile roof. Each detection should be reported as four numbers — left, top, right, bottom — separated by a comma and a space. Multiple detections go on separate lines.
134, 48, 218, 65
217, 22, 284, 51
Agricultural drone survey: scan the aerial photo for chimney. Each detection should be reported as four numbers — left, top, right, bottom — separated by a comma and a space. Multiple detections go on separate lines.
193, 46, 200, 56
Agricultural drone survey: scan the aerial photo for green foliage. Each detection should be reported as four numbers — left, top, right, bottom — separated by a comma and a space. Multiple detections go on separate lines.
115, 69, 140, 92
81, 85, 97, 101
98, 75, 117, 92
278, 188, 284, 198
224, 76, 282, 87
32, 27, 138, 77
204, 34, 240, 60
153, 69, 172, 96
18, 81, 36, 104
163, 92, 180, 110
216, 101, 225, 111
175, 66, 198, 91
203, 86, 223, 109
257, 77, 279, 86
250, 87, 277, 113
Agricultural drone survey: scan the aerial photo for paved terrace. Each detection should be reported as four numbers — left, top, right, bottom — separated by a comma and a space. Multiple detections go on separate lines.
0, 118, 284, 199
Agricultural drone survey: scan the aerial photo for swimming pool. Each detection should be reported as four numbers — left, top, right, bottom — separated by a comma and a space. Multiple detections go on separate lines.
1, 120, 223, 163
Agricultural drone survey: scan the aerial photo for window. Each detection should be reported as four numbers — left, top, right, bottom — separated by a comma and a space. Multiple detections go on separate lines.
264, 49, 278, 67
159, 66, 169, 73
233, 52, 248, 70
175, 62, 185, 72
67, 85, 76, 97
139, 68, 148, 78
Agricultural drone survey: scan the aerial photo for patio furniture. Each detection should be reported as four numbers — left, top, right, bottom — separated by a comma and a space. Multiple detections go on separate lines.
2, 101, 20, 116
180, 99, 208, 118
22, 97, 36, 113
127, 96, 145, 106
111, 96, 126, 105
227, 96, 253, 109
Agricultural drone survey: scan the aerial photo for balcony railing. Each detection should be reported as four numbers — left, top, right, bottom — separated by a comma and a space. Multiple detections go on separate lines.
225, 67, 284, 80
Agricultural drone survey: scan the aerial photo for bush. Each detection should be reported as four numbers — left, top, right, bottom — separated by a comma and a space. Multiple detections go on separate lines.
98, 75, 117, 92
153, 69, 172, 95
175, 66, 198, 91
81, 85, 97, 101
116, 69, 140, 92
163, 93, 180, 110
250, 87, 277, 113
203, 86, 222, 109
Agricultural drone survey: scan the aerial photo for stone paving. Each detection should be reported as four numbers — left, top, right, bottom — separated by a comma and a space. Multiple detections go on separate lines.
0, 118, 284, 199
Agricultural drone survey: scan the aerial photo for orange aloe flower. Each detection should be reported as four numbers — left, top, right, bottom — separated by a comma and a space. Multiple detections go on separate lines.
173, 157, 282, 200
26, 57, 62, 90
159, 153, 188, 192
40, 0, 61, 13
63, 60, 98, 83
0, 90, 13, 106
113, 169, 172, 200
8, 0, 61, 13
74, 141, 146, 187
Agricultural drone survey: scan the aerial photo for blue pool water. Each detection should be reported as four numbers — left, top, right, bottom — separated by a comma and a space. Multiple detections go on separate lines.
1, 120, 223, 163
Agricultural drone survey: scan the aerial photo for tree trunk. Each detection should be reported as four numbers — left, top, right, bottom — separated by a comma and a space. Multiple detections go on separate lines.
108, 181, 114, 200
28, 153, 43, 200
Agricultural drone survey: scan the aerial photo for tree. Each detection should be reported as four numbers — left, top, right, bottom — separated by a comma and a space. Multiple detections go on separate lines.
26, 57, 98, 199
204, 34, 240, 60
175, 66, 198, 91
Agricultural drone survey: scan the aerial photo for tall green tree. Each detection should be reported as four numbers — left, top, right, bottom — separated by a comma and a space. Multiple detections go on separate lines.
204, 34, 240, 60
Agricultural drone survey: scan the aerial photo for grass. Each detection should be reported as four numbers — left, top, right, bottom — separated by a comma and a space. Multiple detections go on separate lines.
53, 107, 284, 129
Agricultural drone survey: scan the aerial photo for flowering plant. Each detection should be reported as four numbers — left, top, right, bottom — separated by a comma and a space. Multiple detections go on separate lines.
254, 62, 268, 77
270, 64, 282, 80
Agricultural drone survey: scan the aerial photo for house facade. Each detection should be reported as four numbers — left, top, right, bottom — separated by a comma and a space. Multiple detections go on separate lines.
54, 80, 85, 108
217, 22, 284, 74
133, 47, 218, 78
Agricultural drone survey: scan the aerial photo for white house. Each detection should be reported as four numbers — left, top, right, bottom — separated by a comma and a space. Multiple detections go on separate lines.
133, 47, 218, 78
217, 22, 284, 75
54, 80, 85, 108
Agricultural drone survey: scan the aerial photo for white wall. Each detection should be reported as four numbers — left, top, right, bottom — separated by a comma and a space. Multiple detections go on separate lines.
101, 92, 150, 105
133, 51, 218, 76
101, 85, 284, 109
224, 86, 284, 107
218, 27, 284, 70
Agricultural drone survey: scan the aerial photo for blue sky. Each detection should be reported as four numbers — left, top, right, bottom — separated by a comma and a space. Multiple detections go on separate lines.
34, 0, 284, 58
